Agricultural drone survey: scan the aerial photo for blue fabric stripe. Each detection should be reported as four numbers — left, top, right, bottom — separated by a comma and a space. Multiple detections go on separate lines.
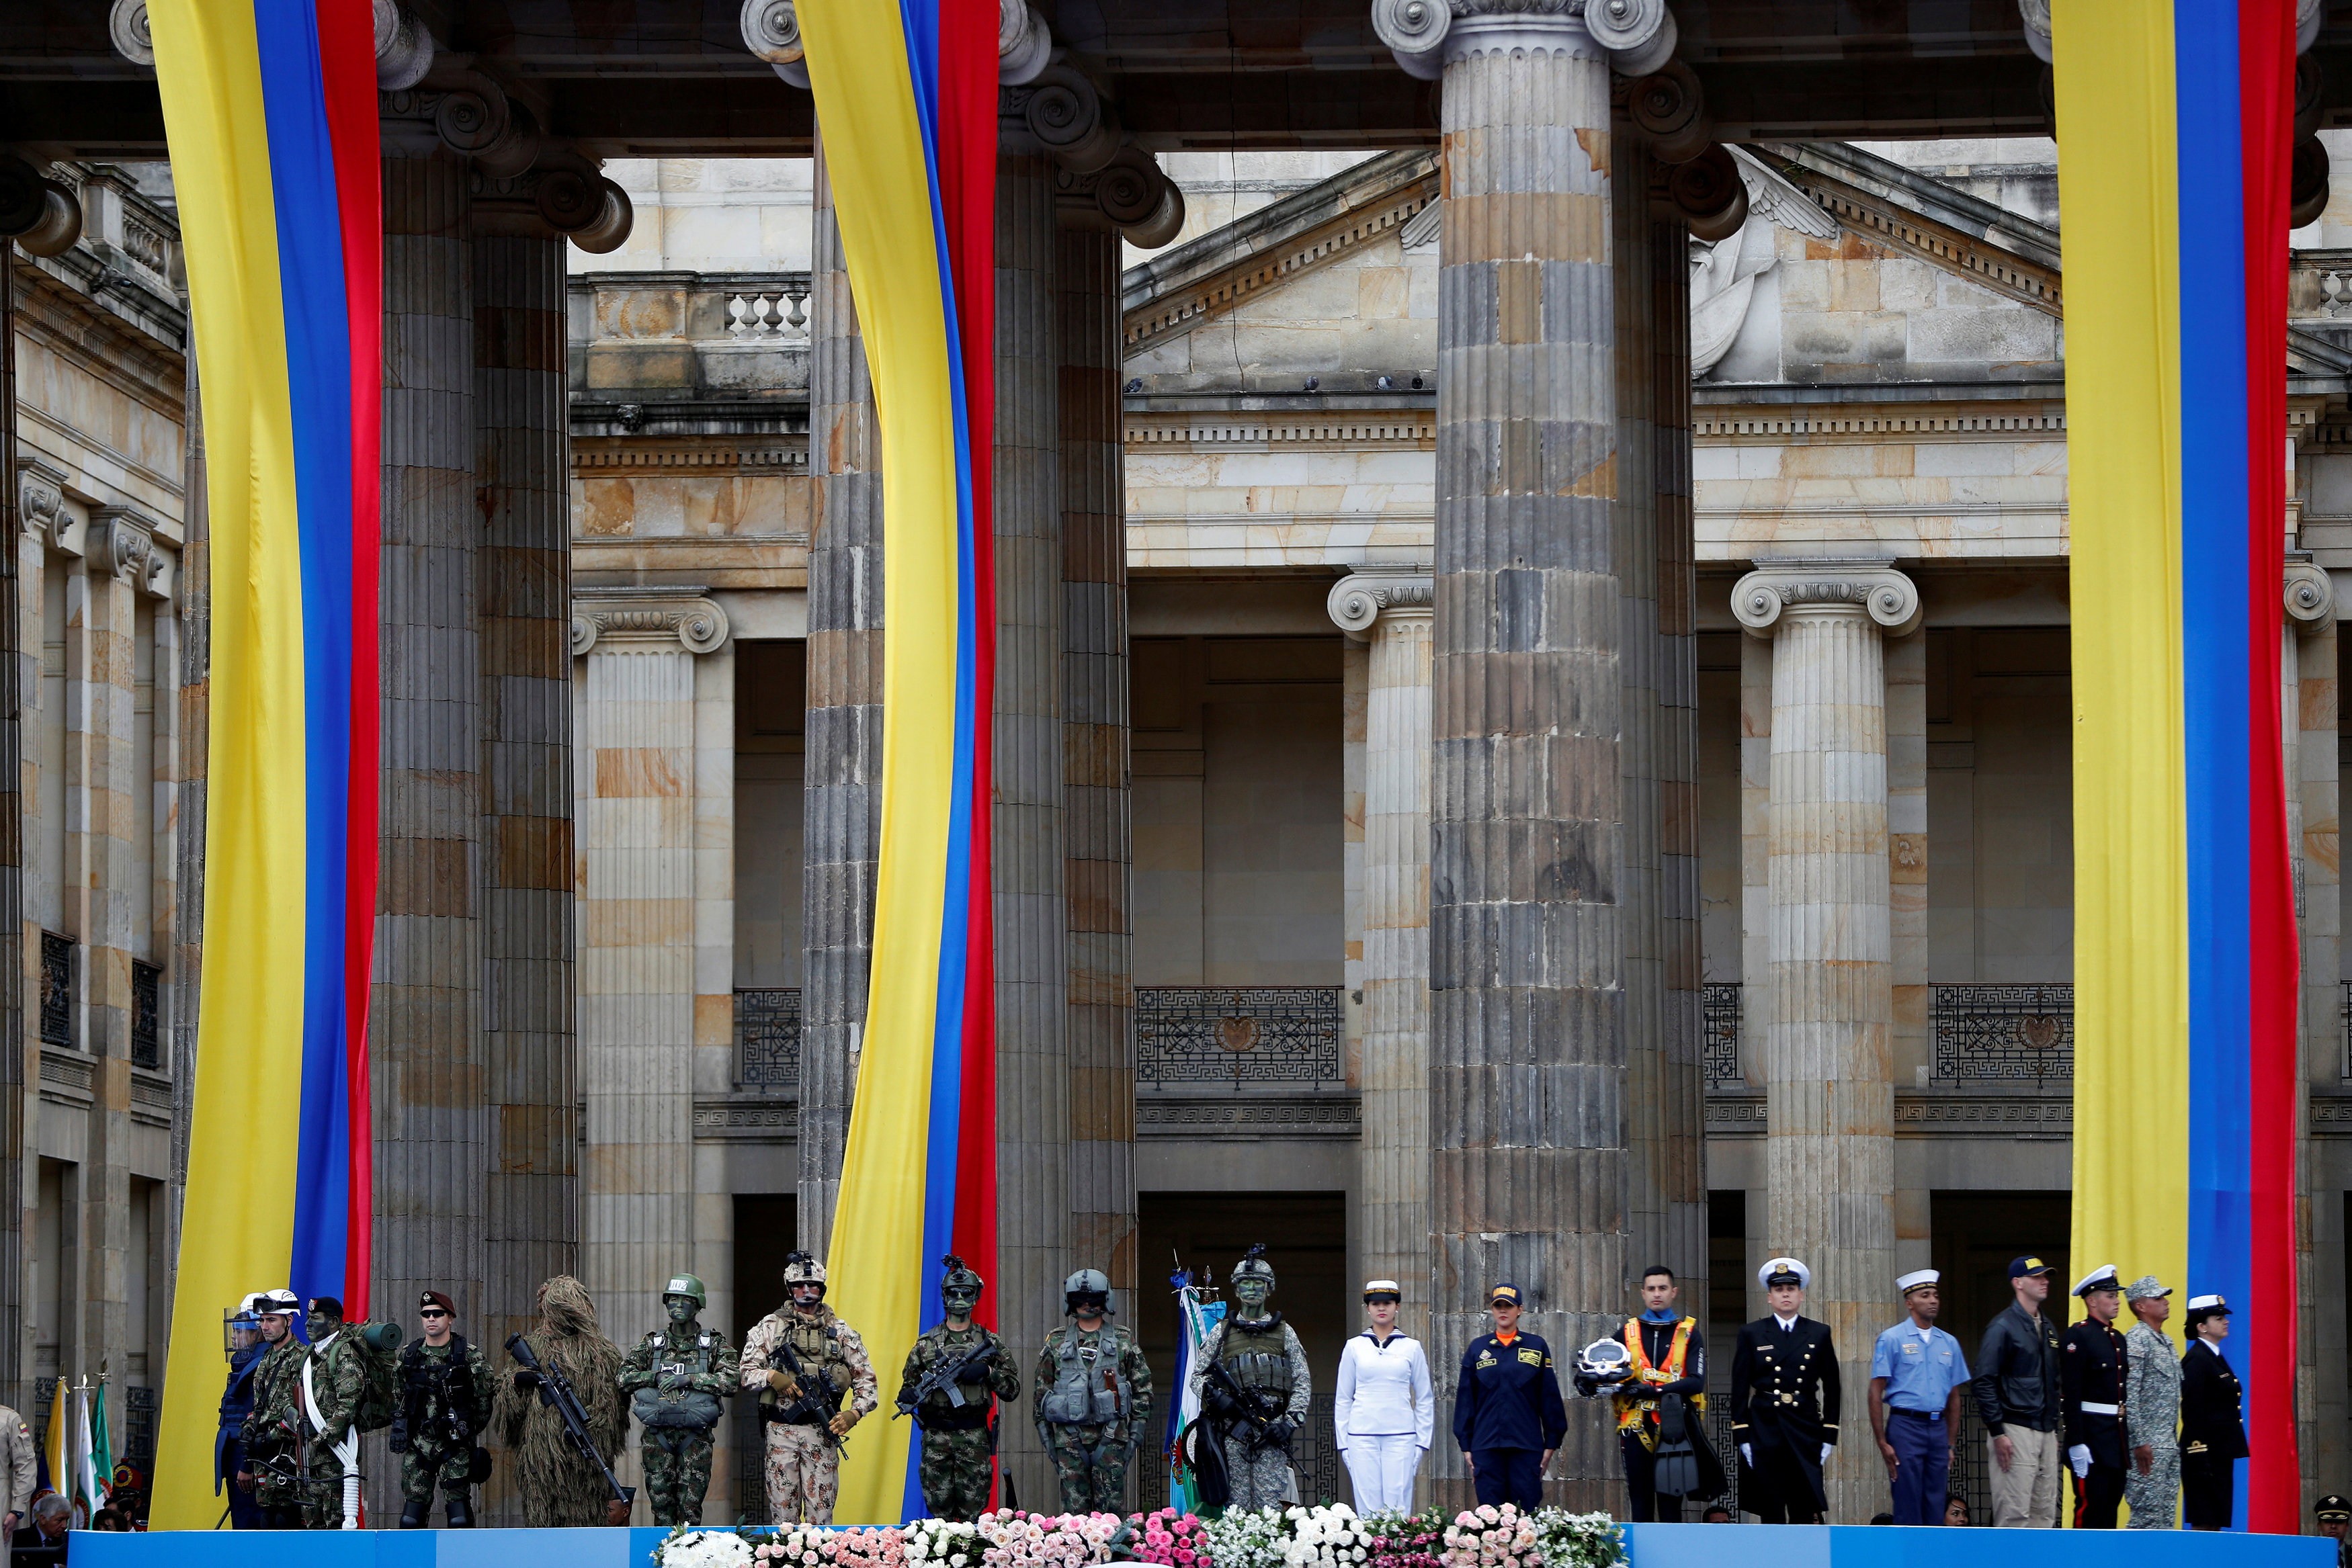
254, 0, 353, 1315
2175, 1, 2254, 1453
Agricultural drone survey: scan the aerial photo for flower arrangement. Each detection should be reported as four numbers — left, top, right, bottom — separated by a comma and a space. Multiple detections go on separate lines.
1439, 1505, 1541, 1568
973, 1510, 1126, 1568
751, 1525, 908, 1568
657, 1528, 756, 1568
1279, 1504, 1375, 1568
1360, 1509, 1446, 1568
1117, 1507, 1210, 1567
1199, 1505, 1290, 1568
907, 1518, 984, 1568
1528, 1513, 1624, 1568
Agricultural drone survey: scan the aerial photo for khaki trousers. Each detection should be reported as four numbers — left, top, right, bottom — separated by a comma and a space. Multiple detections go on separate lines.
1989, 1426, 2062, 1528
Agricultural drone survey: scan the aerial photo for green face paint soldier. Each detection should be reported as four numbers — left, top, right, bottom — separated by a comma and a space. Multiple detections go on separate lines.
618, 1272, 740, 1527
896, 1256, 1020, 1521
1186, 1246, 1310, 1512
1035, 1269, 1154, 1514
392, 1291, 497, 1528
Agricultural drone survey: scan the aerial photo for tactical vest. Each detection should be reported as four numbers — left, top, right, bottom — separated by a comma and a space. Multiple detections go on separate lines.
1039, 1328, 1132, 1426
1218, 1319, 1294, 1399
633, 1327, 727, 1430
1614, 1317, 1704, 1434
767, 1310, 851, 1421
396, 1336, 482, 1450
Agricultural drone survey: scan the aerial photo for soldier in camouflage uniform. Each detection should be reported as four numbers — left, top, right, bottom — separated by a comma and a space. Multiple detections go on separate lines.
2121, 1275, 2181, 1530
1035, 1268, 1153, 1513
238, 1291, 310, 1529
299, 1297, 370, 1530
619, 1272, 739, 1526
896, 1256, 1020, 1521
739, 1252, 878, 1524
393, 1291, 496, 1528
1188, 1246, 1311, 1511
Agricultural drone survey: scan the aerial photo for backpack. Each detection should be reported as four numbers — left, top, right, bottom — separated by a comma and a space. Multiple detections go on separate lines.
348, 1320, 405, 1434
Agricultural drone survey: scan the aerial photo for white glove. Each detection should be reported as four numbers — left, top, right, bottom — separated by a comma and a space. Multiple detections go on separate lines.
2068, 1444, 2092, 1479
1820, 1442, 1833, 1466
1740, 1443, 1753, 1467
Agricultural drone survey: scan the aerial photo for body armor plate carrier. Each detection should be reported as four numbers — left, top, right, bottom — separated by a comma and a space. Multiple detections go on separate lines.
1040, 1332, 1131, 1426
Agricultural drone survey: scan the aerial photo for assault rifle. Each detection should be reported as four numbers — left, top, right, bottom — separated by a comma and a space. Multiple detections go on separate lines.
762, 1334, 847, 1452
505, 1334, 630, 1508
1200, 1356, 1288, 1454
894, 1340, 1001, 1425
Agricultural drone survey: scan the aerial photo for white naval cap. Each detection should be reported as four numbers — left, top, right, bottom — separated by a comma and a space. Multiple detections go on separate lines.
1361, 1278, 1402, 1297
1896, 1268, 1940, 1295
2073, 1264, 2122, 1298
2186, 1293, 2232, 1314
1759, 1256, 1810, 1290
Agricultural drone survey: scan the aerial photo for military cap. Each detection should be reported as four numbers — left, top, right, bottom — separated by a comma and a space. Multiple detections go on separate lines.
1759, 1256, 1810, 1290
2185, 1293, 2232, 1325
419, 1290, 456, 1317
1362, 1279, 1402, 1301
2072, 1264, 2122, 1298
2008, 1256, 2053, 1280
1896, 1268, 1939, 1295
2315, 1495, 2351, 1523
1489, 1282, 1523, 1306
2124, 1275, 2171, 1304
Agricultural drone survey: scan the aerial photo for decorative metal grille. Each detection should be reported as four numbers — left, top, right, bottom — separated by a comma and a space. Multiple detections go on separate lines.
40, 931, 73, 1049
132, 961, 161, 1070
1135, 987, 1344, 1088
124, 1383, 157, 1469
735, 988, 802, 1088
1932, 983, 2073, 1083
1703, 983, 1742, 1086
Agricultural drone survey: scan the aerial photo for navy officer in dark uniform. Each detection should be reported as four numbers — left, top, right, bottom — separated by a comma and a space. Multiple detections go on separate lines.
2179, 1294, 2247, 1530
1451, 1282, 1567, 1510
2062, 1264, 2130, 1528
1728, 1256, 1839, 1523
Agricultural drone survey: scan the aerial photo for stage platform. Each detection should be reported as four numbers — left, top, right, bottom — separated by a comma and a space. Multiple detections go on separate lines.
66, 1522, 2345, 1568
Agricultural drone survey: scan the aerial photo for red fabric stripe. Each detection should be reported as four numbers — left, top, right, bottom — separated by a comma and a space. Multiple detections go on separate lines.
317, 0, 380, 1323
2239, 0, 2298, 1532
941, 0, 998, 1349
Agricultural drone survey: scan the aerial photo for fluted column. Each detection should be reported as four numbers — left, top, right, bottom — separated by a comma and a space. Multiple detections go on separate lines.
1060, 215, 1136, 1318
2285, 560, 2337, 1504
800, 140, 884, 1258
1732, 558, 1919, 1524
1331, 573, 1434, 1357
1421, 3, 1628, 1510
374, 146, 486, 1327
995, 149, 1067, 1509
474, 232, 579, 1354
574, 593, 732, 1359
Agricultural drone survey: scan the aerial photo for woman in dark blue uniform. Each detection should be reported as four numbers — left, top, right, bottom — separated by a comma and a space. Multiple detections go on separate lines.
2179, 1295, 2247, 1531
1451, 1283, 1568, 1510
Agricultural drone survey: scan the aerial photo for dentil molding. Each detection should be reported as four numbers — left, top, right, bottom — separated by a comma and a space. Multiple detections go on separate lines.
1732, 558, 1922, 639
572, 587, 730, 656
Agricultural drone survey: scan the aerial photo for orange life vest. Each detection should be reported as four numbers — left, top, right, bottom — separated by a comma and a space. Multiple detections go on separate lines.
1613, 1316, 1704, 1440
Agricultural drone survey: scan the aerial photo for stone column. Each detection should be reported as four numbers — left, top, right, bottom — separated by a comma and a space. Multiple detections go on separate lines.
2285, 559, 2337, 1506
1422, 3, 1629, 1508
1732, 557, 1919, 1524
1059, 216, 1136, 1314
374, 145, 487, 1326
1330, 572, 1434, 1350
473, 231, 579, 1348
800, 141, 884, 1259
995, 149, 1068, 1507
573, 591, 731, 1349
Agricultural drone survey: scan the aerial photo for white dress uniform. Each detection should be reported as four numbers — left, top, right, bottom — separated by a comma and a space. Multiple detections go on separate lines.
1333, 1317, 1435, 1514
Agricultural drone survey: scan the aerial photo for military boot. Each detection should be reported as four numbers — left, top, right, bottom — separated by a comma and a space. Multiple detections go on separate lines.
443, 1485, 474, 1528
399, 1498, 429, 1529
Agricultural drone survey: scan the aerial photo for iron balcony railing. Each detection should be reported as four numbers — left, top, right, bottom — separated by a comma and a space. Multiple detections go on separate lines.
734, 987, 802, 1090
1134, 986, 1345, 1090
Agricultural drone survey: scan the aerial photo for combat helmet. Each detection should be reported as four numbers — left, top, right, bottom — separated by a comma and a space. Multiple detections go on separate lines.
941, 1254, 985, 1309
1232, 1243, 1277, 1291
661, 1272, 708, 1311
1063, 1268, 1112, 1315
782, 1250, 828, 1298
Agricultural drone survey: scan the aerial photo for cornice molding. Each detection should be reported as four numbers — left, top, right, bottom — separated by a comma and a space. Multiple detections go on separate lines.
1708, 1092, 2077, 1137
573, 442, 809, 477
1693, 407, 2065, 441
571, 586, 731, 656
1328, 570, 1435, 642
1125, 412, 1437, 451
1732, 558, 1922, 638
1136, 1096, 1362, 1139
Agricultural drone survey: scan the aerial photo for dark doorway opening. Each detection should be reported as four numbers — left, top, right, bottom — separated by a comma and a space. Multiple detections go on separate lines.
1930, 1189, 2070, 1529
732, 1192, 798, 1524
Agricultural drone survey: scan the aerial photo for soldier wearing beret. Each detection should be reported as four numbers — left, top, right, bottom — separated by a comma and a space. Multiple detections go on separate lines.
1728, 1257, 1839, 1524
2062, 1264, 2130, 1529
2179, 1295, 2246, 1530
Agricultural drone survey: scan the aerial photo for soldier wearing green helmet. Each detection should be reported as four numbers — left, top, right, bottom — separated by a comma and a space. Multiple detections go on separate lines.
617, 1272, 739, 1524
895, 1255, 1020, 1520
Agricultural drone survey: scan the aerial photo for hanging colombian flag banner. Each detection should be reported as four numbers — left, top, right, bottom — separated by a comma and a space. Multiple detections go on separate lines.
2056, 0, 2297, 1532
142, 0, 381, 1529
795, 0, 1001, 1525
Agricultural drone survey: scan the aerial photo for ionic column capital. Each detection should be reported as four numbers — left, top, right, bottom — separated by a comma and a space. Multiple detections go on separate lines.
2286, 560, 2337, 629
1372, 0, 1677, 81
572, 587, 731, 656
1732, 558, 1921, 639
1329, 569, 1435, 642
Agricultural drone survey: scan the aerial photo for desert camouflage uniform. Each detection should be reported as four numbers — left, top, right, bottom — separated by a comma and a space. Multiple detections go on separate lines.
740, 1304, 876, 1524
2123, 1321, 2181, 1529
240, 1338, 311, 1520
300, 1327, 370, 1529
1034, 1323, 1153, 1513
1188, 1315, 1310, 1511
396, 1337, 495, 1516
899, 1321, 1019, 1520
620, 1321, 739, 1526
